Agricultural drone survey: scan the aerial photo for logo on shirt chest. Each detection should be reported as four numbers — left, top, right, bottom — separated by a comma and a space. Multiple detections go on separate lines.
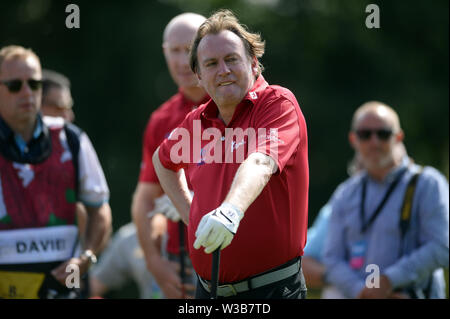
197, 138, 247, 166
168, 120, 280, 165
231, 139, 246, 152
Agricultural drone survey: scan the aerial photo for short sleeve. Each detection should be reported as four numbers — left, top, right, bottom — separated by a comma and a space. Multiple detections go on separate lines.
78, 132, 110, 206
138, 117, 160, 183
251, 95, 304, 173
157, 114, 193, 172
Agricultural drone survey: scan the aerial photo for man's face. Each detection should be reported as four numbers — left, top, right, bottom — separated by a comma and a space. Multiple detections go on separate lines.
0, 56, 42, 128
41, 86, 75, 122
350, 111, 401, 171
163, 23, 199, 89
196, 30, 256, 109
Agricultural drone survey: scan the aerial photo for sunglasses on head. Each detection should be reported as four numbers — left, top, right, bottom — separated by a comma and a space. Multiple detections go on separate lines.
355, 128, 393, 141
0, 79, 42, 93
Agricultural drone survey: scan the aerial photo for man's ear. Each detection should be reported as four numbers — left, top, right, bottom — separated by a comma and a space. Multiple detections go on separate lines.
349, 131, 357, 150
251, 57, 258, 75
395, 129, 404, 143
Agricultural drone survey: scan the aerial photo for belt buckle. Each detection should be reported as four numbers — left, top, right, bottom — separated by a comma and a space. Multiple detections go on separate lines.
218, 284, 237, 297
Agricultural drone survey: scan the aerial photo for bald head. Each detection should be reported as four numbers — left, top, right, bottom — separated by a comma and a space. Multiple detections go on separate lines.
163, 13, 206, 43
352, 101, 401, 133
162, 13, 206, 92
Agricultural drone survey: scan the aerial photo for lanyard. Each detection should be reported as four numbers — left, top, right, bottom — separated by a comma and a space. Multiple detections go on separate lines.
360, 167, 408, 233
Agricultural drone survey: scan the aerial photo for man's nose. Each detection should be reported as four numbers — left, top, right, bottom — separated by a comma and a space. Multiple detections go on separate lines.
179, 51, 190, 66
217, 60, 231, 76
19, 81, 34, 96
368, 132, 382, 144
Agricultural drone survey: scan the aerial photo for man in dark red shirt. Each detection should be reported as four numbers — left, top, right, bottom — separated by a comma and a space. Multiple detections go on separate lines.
131, 12, 208, 298
0, 45, 111, 299
153, 10, 309, 299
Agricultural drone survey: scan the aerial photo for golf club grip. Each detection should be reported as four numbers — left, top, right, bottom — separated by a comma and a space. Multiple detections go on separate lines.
210, 249, 220, 299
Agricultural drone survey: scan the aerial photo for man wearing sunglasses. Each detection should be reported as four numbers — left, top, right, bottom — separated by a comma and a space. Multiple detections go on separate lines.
323, 101, 449, 299
0, 45, 112, 299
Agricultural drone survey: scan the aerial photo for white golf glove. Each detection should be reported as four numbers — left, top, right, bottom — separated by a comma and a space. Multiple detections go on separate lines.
147, 194, 180, 222
193, 202, 244, 253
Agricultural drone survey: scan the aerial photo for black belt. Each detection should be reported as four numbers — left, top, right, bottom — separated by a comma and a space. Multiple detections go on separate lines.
198, 257, 301, 297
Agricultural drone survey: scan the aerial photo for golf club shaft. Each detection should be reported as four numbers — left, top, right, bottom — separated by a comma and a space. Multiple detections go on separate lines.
210, 249, 220, 299
178, 221, 186, 298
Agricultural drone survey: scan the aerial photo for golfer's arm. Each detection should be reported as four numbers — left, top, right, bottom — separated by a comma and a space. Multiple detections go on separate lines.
152, 147, 192, 225
224, 152, 277, 214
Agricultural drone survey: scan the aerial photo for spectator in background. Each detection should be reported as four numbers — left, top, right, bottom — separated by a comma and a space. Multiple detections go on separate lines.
323, 101, 449, 299
40, 68, 114, 298
0, 45, 111, 298
40, 68, 87, 240
41, 69, 74, 122
89, 217, 166, 299
303, 145, 403, 298
131, 12, 208, 298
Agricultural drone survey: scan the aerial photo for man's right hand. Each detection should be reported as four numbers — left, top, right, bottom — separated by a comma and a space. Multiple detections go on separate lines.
170, 260, 196, 298
147, 256, 194, 298
194, 202, 243, 253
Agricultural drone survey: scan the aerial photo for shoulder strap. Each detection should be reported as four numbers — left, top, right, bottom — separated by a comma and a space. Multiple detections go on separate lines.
63, 123, 84, 262
63, 123, 82, 201
399, 166, 437, 299
399, 166, 423, 238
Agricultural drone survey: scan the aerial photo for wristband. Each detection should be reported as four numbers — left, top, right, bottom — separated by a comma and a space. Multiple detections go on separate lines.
80, 249, 97, 265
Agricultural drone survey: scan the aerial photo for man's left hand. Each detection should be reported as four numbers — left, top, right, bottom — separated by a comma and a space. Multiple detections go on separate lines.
357, 274, 393, 299
51, 257, 90, 286
194, 203, 243, 253
150, 194, 181, 222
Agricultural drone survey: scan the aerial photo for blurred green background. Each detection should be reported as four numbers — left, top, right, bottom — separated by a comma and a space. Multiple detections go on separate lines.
1, 0, 448, 298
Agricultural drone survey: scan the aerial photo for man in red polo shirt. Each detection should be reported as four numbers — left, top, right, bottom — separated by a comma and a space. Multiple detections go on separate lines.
131, 12, 209, 298
153, 10, 309, 299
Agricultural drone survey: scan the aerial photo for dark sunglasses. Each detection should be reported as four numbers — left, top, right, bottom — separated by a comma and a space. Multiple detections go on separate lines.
355, 128, 393, 141
0, 79, 42, 93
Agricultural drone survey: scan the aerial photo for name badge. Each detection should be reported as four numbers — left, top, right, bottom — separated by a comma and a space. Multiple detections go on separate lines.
349, 240, 367, 270
0, 225, 78, 264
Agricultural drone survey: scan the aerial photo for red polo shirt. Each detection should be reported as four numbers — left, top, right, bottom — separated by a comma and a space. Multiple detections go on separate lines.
139, 89, 209, 255
158, 76, 309, 282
